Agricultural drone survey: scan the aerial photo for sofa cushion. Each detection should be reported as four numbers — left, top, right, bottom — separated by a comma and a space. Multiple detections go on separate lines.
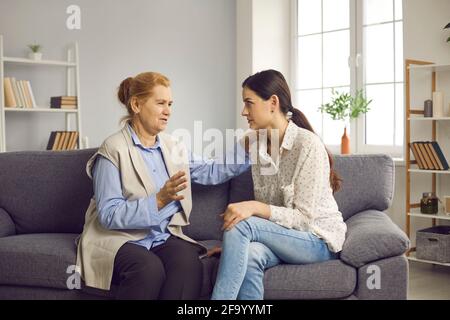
0, 233, 221, 298
333, 154, 394, 220
0, 233, 78, 289
229, 169, 254, 203
0, 149, 96, 234
264, 259, 356, 299
340, 210, 410, 268
183, 182, 230, 241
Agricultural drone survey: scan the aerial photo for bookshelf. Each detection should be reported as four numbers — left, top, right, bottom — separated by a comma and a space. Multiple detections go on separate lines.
0, 35, 82, 152
405, 59, 450, 266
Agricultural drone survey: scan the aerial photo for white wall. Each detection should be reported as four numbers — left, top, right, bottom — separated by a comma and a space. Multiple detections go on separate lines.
0, 0, 236, 150
236, 0, 253, 129
236, 0, 291, 129
387, 0, 450, 245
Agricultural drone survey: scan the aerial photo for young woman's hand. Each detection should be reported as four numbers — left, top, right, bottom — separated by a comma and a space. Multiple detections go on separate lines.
156, 171, 187, 209
221, 201, 256, 231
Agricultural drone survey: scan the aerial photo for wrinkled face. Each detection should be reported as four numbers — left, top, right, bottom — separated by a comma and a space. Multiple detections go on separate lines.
241, 87, 274, 130
132, 85, 173, 135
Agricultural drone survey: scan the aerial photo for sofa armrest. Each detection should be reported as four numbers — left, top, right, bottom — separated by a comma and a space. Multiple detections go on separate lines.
0, 208, 16, 237
340, 210, 409, 268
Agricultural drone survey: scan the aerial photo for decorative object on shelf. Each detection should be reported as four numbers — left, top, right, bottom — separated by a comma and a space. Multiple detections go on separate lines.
319, 89, 372, 154
420, 192, 439, 214
423, 99, 433, 117
432, 91, 444, 117
445, 22, 450, 43
445, 196, 450, 215
27, 44, 42, 60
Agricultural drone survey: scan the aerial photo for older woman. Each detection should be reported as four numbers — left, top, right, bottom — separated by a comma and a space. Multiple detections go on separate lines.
76, 72, 249, 300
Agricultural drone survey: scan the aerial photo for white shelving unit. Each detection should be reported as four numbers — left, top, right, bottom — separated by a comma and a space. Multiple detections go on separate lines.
408, 209, 450, 221
0, 35, 82, 152
407, 252, 450, 267
405, 59, 450, 267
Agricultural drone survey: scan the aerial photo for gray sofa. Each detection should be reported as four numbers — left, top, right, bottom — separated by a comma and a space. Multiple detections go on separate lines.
0, 149, 410, 300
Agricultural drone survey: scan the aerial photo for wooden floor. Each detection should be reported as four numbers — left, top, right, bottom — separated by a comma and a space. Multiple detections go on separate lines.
408, 261, 450, 300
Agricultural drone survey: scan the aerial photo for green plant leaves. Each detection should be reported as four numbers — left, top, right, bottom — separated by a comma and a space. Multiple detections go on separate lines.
319, 89, 372, 121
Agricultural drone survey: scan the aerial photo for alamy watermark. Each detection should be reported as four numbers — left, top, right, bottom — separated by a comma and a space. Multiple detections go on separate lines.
366, 264, 381, 290
66, 5, 81, 30
169, 121, 281, 176
66, 265, 81, 290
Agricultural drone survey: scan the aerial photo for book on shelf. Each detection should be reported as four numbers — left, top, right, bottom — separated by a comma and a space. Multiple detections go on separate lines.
46, 131, 79, 151
3, 77, 37, 108
416, 141, 433, 170
411, 142, 427, 169
3, 78, 17, 107
410, 141, 449, 170
50, 96, 77, 109
422, 141, 443, 170
410, 142, 425, 169
430, 141, 449, 170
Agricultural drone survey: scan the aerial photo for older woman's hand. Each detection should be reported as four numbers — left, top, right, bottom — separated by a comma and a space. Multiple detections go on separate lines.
156, 171, 187, 209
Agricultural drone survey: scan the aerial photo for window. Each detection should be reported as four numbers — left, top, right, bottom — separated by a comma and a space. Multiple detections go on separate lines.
294, 0, 404, 156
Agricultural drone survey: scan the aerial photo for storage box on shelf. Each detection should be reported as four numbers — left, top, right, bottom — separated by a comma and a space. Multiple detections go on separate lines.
416, 226, 450, 264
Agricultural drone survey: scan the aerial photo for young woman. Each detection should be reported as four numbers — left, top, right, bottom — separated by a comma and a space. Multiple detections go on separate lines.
76, 72, 249, 300
211, 69, 347, 300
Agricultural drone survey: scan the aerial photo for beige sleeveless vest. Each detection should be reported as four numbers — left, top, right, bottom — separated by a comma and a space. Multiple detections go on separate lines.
76, 126, 204, 290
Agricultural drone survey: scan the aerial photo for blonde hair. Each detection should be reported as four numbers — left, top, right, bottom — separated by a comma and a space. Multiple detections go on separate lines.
117, 72, 170, 125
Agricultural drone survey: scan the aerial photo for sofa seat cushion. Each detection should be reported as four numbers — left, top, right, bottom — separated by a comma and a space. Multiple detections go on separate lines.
340, 210, 410, 268
0, 233, 78, 289
264, 259, 356, 299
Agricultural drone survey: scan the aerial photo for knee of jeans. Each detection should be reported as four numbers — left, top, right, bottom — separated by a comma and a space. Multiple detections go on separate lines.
223, 219, 252, 240
246, 242, 269, 270
236, 217, 261, 234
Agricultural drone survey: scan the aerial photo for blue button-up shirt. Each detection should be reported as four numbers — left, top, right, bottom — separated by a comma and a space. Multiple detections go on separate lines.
92, 125, 249, 250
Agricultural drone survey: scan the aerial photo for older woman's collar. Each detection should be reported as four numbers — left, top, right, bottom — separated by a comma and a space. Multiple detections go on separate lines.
127, 124, 160, 150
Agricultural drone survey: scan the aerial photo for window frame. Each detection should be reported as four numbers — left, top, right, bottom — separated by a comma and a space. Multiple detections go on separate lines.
292, 0, 404, 158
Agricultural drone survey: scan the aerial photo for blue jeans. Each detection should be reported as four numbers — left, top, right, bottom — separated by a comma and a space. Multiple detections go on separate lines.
211, 216, 336, 300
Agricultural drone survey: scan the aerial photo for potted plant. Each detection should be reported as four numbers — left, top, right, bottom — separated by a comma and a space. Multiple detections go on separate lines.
27, 44, 42, 60
319, 89, 372, 154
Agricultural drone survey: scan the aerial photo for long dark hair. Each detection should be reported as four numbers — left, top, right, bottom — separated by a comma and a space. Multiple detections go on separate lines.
242, 69, 342, 193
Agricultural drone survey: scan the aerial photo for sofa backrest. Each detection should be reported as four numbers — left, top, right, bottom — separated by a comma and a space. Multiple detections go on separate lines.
226, 154, 394, 221
0, 149, 96, 234
182, 182, 230, 241
0, 149, 394, 237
